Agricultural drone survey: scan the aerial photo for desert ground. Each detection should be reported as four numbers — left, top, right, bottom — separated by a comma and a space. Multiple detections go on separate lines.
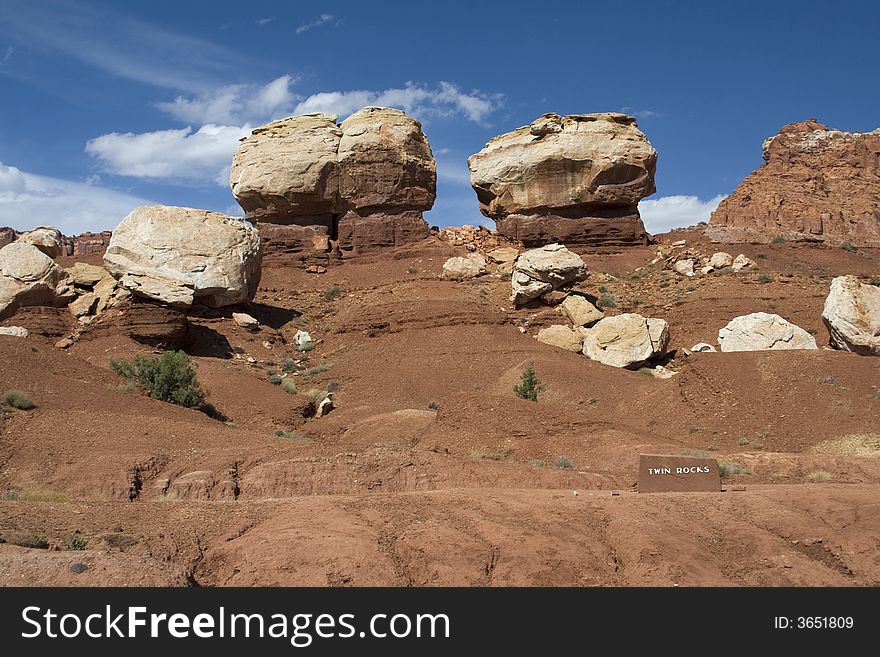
2, 228, 879, 586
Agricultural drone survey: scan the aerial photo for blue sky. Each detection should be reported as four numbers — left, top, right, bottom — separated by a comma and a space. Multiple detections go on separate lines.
1, 0, 878, 236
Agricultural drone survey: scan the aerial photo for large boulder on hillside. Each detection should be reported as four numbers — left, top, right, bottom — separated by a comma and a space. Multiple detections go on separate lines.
468, 113, 656, 246
707, 120, 880, 246
442, 253, 488, 280
822, 275, 880, 356
230, 107, 435, 254
581, 314, 669, 368
717, 312, 818, 352
537, 324, 584, 352
0, 242, 68, 320
510, 243, 587, 305
103, 205, 262, 308
17, 226, 63, 258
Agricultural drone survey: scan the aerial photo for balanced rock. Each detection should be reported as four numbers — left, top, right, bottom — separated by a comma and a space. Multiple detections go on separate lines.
0, 242, 68, 320
442, 253, 488, 280
468, 113, 657, 246
510, 243, 587, 305
537, 324, 584, 352
717, 312, 817, 352
581, 313, 669, 368
561, 294, 603, 327
822, 275, 880, 356
707, 119, 880, 247
230, 107, 435, 255
103, 206, 262, 308
17, 226, 63, 258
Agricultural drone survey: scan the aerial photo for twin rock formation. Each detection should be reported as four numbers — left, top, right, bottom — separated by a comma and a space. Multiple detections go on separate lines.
229, 108, 658, 257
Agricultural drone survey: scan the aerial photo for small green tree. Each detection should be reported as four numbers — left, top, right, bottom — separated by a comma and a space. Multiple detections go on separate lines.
110, 351, 205, 408
514, 362, 545, 402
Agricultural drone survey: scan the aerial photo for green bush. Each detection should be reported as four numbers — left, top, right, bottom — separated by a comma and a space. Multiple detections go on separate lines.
298, 341, 316, 352
771, 236, 786, 244
281, 357, 299, 373
2, 389, 35, 410
757, 273, 774, 283
64, 532, 87, 551
281, 379, 297, 395
267, 373, 282, 385
514, 362, 545, 402
840, 241, 856, 252
109, 351, 205, 409
553, 456, 574, 469
302, 364, 329, 377
597, 293, 617, 309
323, 286, 343, 302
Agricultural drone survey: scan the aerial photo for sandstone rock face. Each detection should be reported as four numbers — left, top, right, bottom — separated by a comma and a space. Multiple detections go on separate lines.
708, 252, 733, 269
510, 243, 587, 305
822, 275, 880, 355
581, 313, 670, 368
717, 312, 818, 352
442, 253, 488, 279
561, 294, 603, 327
65, 231, 113, 257
0, 227, 15, 250
66, 263, 108, 287
468, 113, 657, 246
18, 226, 63, 258
707, 120, 880, 246
103, 206, 262, 308
0, 242, 67, 320
673, 259, 694, 276
230, 107, 435, 255
537, 324, 584, 352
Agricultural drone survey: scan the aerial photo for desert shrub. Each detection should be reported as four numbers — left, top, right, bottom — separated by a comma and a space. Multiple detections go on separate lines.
275, 430, 309, 441
302, 364, 329, 377
407, 267, 418, 274
323, 286, 342, 302
427, 400, 439, 410
757, 273, 774, 283
281, 358, 299, 373
267, 373, 282, 385
281, 379, 297, 395
2, 531, 48, 549
738, 437, 750, 446
772, 236, 786, 244
4, 490, 67, 502
326, 381, 339, 393
514, 362, 545, 402
630, 268, 650, 279
717, 267, 735, 274
638, 367, 654, 377
553, 455, 574, 469
588, 397, 599, 405
298, 341, 316, 352
498, 271, 512, 281
755, 252, 768, 259
109, 351, 205, 409
808, 470, 832, 482
840, 241, 856, 252
64, 532, 87, 551
686, 285, 697, 292
631, 298, 643, 307
597, 285, 608, 293
870, 277, 880, 287
718, 462, 752, 478
528, 459, 545, 468
597, 293, 617, 309
2, 389, 35, 410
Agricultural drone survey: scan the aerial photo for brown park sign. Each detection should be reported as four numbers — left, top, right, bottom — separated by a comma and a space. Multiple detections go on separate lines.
638, 454, 721, 493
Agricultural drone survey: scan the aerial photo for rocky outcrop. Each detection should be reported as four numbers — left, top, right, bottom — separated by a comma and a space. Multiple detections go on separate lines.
822, 275, 880, 356
17, 226, 63, 258
561, 294, 603, 327
63, 231, 113, 257
581, 314, 669, 368
707, 120, 880, 246
468, 113, 657, 246
717, 313, 818, 352
103, 205, 261, 308
0, 242, 68, 320
0, 227, 15, 250
230, 107, 435, 256
510, 243, 587, 305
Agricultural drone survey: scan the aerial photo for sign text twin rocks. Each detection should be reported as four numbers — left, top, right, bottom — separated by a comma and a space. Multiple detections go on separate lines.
638, 454, 722, 493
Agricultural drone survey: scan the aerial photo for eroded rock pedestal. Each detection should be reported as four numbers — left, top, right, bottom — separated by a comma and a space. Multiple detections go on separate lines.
230, 107, 436, 261
707, 119, 880, 246
468, 113, 657, 247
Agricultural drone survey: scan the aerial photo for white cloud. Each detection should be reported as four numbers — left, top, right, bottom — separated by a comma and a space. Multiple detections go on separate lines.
639, 194, 726, 234
620, 107, 664, 119
295, 82, 500, 124
256, 17, 275, 26
155, 75, 298, 125
0, 161, 151, 234
85, 124, 250, 182
296, 14, 335, 34
1, 46, 13, 64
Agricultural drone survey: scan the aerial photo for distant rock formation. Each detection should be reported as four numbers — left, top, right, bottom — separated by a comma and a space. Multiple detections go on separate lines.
0, 227, 113, 256
230, 107, 436, 259
707, 120, 880, 246
468, 113, 657, 247
103, 205, 262, 308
